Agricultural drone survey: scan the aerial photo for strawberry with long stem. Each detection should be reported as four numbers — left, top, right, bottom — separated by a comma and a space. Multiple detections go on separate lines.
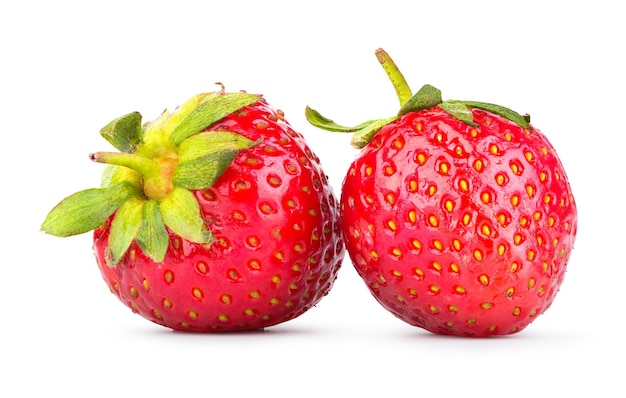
307, 49, 577, 336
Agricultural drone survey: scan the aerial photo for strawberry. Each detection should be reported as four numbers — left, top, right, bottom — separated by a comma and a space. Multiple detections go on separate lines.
306, 49, 577, 336
42, 86, 345, 332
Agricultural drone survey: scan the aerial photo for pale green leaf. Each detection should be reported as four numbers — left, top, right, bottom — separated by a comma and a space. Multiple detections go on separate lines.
107, 198, 144, 265
173, 149, 237, 190
136, 200, 169, 263
159, 187, 212, 244
41, 183, 136, 237
168, 92, 261, 146
99, 111, 143, 153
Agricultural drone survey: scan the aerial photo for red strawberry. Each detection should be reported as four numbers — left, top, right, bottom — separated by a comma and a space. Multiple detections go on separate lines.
306, 49, 577, 336
42, 86, 344, 332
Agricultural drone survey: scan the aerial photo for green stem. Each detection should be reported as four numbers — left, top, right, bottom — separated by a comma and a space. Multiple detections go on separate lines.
90, 152, 174, 199
90, 152, 159, 176
375, 48, 412, 106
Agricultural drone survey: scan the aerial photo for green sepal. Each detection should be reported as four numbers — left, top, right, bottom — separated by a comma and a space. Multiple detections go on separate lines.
350, 117, 398, 149
173, 131, 260, 190
168, 92, 261, 147
41, 182, 137, 237
398, 84, 443, 116
107, 198, 144, 265
159, 187, 213, 244
174, 149, 237, 190
136, 200, 169, 263
439, 100, 478, 127
100, 165, 142, 189
459, 101, 531, 129
99, 112, 143, 153
304, 106, 375, 133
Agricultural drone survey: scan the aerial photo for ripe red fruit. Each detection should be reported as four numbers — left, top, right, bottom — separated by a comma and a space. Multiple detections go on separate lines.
307, 49, 577, 336
42, 86, 344, 332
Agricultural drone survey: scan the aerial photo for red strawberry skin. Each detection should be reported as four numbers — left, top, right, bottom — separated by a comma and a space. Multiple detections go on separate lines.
94, 100, 344, 332
340, 106, 577, 336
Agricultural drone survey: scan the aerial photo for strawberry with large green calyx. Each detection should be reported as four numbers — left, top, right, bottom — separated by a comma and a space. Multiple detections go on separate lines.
306, 49, 577, 337
43, 86, 345, 332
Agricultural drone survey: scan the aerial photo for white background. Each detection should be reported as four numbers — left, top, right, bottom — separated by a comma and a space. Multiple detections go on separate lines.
2, 0, 623, 396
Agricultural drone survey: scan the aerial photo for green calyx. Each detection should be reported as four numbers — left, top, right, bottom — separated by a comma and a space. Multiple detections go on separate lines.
306, 48, 531, 148
42, 88, 261, 265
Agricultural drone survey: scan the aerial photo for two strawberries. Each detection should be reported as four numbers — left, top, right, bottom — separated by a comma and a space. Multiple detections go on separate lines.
42, 49, 577, 336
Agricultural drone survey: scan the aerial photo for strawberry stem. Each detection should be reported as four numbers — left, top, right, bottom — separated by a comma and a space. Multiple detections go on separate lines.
375, 48, 412, 106
90, 151, 175, 200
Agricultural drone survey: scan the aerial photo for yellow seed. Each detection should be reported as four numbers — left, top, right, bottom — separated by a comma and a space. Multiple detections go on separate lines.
414, 268, 425, 278
439, 162, 450, 174
163, 298, 172, 308
481, 302, 493, 309
370, 250, 379, 260
430, 285, 440, 294
428, 215, 439, 227
449, 305, 458, 312
481, 224, 491, 236
452, 239, 462, 251
450, 263, 460, 273
525, 151, 534, 162
455, 286, 466, 294
528, 278, 536, 288
391, 248, 402, 258
188, 311, 198, 319
462, 213, 472, 225
526, 184, 535, 198
481, 192, 491, 204
408, 210, 417, 223
473, 250, 483, 261
459, 179, 469, 192
431, 261, 442, 272
193, 288, 204, 300
432, 240, 443, 251
495, 173, 506, 186
142, 279, 150, 291
512, 307, 521, 316
444, 200, 454, 212
130, 287, 138, 298
511, 195, 520, 207
387, 220, 397, 231
409, 179, 418, 192
220, 294, 231, 304
416, 153, 427, 165
428, 185, 437, 196
411, 240, 423, 251
510, 262, 519, 273
497, 244, 506, 256
505, 287, 515, 297
392, 269, 402, 277
479, 275, 489, 285
527, 250, 536, 261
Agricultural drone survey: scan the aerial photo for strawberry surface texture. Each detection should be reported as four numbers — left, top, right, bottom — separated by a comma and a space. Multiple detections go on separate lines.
307, 49, 577, 336
43, 88, 345, 332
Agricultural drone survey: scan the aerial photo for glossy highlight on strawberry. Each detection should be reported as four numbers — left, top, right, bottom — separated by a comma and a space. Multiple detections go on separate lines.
307, 49, 577, 336
42, 87, 345, 332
